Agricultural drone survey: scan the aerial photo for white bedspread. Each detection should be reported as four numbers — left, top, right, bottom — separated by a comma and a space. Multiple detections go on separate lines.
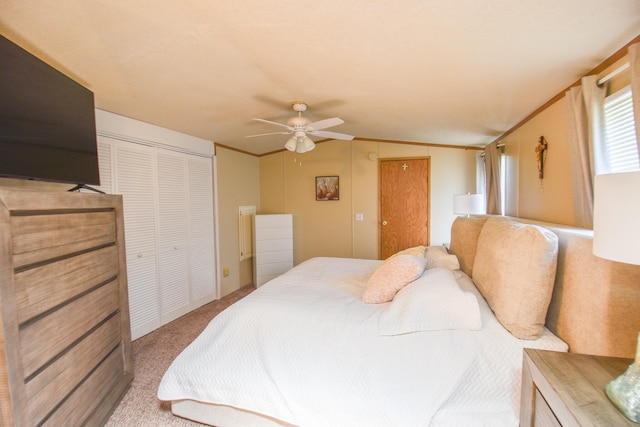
158, 257, 567, 426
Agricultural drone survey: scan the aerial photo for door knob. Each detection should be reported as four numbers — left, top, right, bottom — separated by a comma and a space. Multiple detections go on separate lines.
382, 220, 388, 226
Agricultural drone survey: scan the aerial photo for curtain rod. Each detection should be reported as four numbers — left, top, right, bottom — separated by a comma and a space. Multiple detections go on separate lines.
598, 62, 629, 85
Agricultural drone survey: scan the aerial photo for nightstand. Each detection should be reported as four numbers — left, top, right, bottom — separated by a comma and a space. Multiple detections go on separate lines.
520, 348, 636, 426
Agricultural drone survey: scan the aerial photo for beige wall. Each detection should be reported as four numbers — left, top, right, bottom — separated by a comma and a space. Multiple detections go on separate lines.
499, 53, 632, 227
259, 139, 478, 266
260, 140, 354, 263
501, 98, 576, 226
215, 146, 261, 296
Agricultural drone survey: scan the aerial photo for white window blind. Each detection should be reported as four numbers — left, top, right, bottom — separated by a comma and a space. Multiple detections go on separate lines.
603, 86, 640, 173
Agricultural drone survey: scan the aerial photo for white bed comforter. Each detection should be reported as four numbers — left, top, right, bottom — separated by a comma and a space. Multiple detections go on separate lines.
158, 257, 567, 426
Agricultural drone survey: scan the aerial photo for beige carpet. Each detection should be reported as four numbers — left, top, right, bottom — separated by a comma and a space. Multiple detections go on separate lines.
105, 284, 255, 426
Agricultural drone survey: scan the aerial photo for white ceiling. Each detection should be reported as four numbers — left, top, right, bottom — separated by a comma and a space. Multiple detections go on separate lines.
1, 1, 639, 155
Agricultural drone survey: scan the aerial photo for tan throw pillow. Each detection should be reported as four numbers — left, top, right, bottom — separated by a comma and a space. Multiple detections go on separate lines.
472, 217, 558, 339
362, 254, 427, 304
424, 245, 460, 270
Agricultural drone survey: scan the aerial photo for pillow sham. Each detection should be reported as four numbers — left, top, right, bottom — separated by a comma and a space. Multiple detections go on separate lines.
472, 217, 558, 340
378, 267, 481, 335
424, 245, 460, 271
362, 254, 427, 304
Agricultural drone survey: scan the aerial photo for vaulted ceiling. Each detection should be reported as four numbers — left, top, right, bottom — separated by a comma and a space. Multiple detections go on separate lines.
1, 1, 639, 155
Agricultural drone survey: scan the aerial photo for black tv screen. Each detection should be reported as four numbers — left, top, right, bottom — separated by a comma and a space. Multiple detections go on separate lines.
0, 34, 100, 186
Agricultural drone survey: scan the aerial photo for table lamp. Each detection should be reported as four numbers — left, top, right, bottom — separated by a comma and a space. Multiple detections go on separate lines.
453, 193, 486, 217
593, 171, 640, 423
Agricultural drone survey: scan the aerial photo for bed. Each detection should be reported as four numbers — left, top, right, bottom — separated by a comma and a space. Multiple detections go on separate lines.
157, 216, 640, 426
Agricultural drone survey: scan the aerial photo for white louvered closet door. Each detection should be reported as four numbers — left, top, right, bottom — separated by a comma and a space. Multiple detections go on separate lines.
156, 150, 191, 324
95, 110, 216, 341
99, 140, 217, 339
113, 140, 161, 340
187, 155, 216, 306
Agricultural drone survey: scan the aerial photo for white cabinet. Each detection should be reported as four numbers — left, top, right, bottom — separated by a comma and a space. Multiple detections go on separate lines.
95, 110, 216, 340
253, 214, 293, 287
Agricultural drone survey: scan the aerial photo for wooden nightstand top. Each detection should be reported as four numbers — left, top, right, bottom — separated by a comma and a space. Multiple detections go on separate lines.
521, 348, 636, 427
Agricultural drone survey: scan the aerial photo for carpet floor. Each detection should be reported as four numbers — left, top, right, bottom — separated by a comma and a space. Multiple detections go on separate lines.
105, 284, 255, 426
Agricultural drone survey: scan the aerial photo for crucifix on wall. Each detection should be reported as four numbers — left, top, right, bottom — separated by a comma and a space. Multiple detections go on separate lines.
535, 136, 548, 179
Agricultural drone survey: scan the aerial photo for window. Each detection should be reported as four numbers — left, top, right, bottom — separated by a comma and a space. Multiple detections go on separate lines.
602, 86, 640, 173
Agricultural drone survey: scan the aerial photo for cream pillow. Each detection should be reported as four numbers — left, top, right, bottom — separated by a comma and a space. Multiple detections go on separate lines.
425, 245, 460, 271
362, 254, 427, 304
388, 245, 426, 259
472, 217, 558, 340
378, 267, 481, 335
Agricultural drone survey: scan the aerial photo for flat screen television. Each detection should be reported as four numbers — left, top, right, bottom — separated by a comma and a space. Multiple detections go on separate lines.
0, 34, 100, 187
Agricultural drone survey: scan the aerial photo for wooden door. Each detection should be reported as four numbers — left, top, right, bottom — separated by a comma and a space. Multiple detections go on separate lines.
379, 158, 430, 259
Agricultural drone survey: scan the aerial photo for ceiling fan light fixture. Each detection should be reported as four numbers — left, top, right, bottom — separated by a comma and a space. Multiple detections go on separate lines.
303, 136, 315, 151
247, 101, 354, 152
284, 137, 297, 151
295, 140, 307, 153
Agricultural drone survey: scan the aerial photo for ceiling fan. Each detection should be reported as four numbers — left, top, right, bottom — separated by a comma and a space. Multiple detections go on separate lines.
246, 102, 354, 153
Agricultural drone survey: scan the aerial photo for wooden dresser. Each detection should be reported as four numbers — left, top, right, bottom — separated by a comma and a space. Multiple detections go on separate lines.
0, 188, 133, 426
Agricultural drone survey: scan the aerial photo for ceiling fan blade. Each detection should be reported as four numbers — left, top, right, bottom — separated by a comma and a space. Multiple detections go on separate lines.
246, 131, 292, 138
253, 118, 294, 131
305, 117, 344, 131
309, 130, 355, 140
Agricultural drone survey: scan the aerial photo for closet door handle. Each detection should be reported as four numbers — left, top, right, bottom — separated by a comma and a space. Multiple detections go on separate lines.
382, 220, 388, 226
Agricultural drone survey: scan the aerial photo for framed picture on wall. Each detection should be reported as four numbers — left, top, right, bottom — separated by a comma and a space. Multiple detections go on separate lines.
316, 176, 339, 201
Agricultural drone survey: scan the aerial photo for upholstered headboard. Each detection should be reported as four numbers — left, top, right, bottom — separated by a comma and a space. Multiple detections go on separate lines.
450, 215, 640, 359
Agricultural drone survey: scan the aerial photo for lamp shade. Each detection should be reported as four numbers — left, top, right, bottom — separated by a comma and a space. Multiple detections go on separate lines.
453, 193, 486, 216
302, 136, 315, 151
295, 140, 307, 153
284, 137, 297, 152
593, 171, 640, 265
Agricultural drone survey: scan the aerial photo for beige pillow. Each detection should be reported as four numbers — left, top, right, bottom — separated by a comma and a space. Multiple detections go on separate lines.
387, 245, 426, 259
472, 217, 558, 339
362, 254, 427, 304
449, 216, 488, 277
424, 245, 460, 270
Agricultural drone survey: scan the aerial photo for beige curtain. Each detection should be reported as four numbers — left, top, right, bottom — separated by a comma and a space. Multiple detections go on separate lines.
565, 75, 606, 229
484, 141, 501, 215
629, 43, 640, 153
